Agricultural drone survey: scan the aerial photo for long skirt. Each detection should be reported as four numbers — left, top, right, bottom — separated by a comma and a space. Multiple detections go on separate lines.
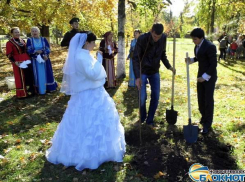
103, 58, 116, 88
128, 59, 135, 87
32, 58, 57, 94
11, 53, 34, 98
46, 86, 126, 171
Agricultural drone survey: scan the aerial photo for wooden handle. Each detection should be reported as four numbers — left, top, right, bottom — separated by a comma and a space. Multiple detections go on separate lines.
186, 52, 191, 120
171, 35, 176, 106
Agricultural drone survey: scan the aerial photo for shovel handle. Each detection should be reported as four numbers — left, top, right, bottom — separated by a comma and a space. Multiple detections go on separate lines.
171, 35, 176, 106
186, 52, 192, 121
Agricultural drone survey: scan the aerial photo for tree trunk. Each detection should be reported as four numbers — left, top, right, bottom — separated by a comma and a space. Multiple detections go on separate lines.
40, 25, 50, 42
110, 16, 114, 32
180, 12, 183, 32
117, 0, 126, 79
0, 39, 2, 53
207, 0, 211, 34
210, 0, 216, 33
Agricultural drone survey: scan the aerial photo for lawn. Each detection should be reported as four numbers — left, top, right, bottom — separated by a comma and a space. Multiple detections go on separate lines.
0, 39, 245, 182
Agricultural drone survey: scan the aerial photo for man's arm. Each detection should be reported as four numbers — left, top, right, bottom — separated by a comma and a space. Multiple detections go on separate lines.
160, 35, 172, 69
206, 44, 217, 76
61, 32, 71, 47
132, 36, 144, 79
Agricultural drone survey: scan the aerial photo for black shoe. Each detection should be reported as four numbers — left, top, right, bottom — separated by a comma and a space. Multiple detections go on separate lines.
200, 127, 209, 134
28, 92, 36, 97
200, 120, 205, 125
146, 122, 156, 128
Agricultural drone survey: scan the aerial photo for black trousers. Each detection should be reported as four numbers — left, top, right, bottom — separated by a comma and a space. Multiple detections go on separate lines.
22, 64, 35, 92
197, 77, 217, 128
219, 48, 226, 60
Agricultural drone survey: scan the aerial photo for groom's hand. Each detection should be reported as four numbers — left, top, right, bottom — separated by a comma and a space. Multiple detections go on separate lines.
197, 77, 205, 82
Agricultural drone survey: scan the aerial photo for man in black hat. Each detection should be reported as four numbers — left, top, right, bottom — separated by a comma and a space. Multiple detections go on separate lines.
61, 18, 80, 47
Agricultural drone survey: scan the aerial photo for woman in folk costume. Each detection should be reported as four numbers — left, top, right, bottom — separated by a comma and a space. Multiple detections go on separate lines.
126, 29, 141, 87
6, 27, 35, 98
46, 32, 126, 171
26, 27, 57, 95
99, 31, 118, 88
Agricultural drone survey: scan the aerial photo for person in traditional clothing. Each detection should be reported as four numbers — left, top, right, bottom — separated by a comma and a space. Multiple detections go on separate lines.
6, 27, 35, 98
26, 27, 57, 95
46, 32, 126, 171
99, 31, 118, 88
127, 29, 141, 87
60, 18, 80, 47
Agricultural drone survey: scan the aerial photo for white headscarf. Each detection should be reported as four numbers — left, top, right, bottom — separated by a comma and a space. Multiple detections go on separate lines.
60, 33, 87, 95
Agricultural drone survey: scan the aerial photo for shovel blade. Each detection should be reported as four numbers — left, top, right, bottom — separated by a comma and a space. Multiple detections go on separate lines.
166, 109, 178, 125
183, 124, 199, 143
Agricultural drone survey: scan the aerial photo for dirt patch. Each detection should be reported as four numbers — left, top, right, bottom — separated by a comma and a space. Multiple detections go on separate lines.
125, 124, 237, 181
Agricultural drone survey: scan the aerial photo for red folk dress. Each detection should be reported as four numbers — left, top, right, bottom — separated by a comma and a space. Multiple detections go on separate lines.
6, 38, 32, 98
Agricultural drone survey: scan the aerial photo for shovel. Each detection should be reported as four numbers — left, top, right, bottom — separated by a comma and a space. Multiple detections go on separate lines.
166, 35, 178, 125
183, 52, 198, 143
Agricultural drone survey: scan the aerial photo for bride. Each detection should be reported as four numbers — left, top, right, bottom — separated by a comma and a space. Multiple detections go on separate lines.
46, 32, 126, 171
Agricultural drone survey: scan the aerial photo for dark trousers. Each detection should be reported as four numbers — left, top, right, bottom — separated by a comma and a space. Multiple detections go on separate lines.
197, 77, 217, 128
219, 48, 226, 60
22, 64, 35, 92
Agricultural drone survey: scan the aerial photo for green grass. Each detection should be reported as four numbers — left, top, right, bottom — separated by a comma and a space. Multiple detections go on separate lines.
0, 39, 245, 181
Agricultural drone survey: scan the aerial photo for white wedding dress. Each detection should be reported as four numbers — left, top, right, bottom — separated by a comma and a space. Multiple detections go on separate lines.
46, 47, 126, 171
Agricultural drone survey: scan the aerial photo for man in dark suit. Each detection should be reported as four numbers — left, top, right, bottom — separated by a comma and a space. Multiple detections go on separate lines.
186, 28, 217, 134
61, 18, 80, 47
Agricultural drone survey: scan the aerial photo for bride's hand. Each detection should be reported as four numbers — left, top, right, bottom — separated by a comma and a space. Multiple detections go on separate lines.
97, 51, 103, 56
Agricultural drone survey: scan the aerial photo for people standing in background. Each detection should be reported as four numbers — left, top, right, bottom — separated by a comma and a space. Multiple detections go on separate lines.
229, 39, 238, 58
218, 32, 227, 43
6, 27, 35, 98
27, 26, 57, 95
99, 31, 118, 88
236, 35, 244, 59
218, 36, 228, 61
127, 29, 141, 87
61, 18, 80, 47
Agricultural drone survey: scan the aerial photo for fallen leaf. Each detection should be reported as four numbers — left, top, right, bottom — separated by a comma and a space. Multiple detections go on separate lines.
4, 147, 12, 154
136, 173, 143, 178
29, 153, 38, 161
26, 138, 34, 143
7, 121, 14, 125
15, 139, 21, 144
144, 161, 149, 166
20, 156, 25, 163
1, 158, 9, 165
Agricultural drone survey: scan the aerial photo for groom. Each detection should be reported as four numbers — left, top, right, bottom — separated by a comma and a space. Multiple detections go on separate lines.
186, 28, 217, 134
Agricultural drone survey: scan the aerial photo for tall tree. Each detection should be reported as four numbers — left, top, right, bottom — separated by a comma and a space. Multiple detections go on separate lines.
117, 0, 126, 79
210, 0, 216, 34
